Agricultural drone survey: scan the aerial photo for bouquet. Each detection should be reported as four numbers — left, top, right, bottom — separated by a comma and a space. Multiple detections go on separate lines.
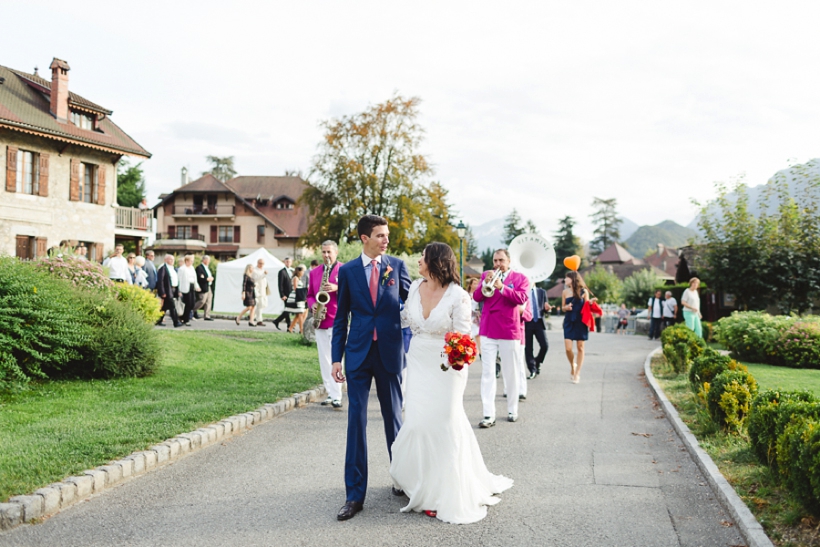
441, 332, 478, 371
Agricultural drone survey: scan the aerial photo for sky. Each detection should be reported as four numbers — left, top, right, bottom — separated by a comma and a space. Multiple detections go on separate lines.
3, 1, 820, 240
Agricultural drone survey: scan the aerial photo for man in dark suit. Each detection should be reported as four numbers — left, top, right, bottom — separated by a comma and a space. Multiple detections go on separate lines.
525, 285, 551, 379
271, 257, 293, 330
156, 254, 181, 328
143, 250, 158, 291
193, 255, 215, 321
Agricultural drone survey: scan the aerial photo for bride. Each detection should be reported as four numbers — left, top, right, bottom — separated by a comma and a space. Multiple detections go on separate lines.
390, 242, 513, 524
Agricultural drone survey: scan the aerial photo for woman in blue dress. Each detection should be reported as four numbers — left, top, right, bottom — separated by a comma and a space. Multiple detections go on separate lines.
562, 271, 589, 384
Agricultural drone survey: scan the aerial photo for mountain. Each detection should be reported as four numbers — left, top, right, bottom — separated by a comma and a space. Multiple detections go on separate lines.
619, 217, 640, 240
624, 220, 697, 256
471, 218, 506, 253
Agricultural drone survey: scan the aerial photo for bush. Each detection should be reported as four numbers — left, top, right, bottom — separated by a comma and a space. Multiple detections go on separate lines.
706, 369, 758, 433
33, 255, 113, 292
115, 283, 163, 324
778, 322, 820, 369
748, 390, 816, 467
661, 324, 706, 373
775, 417, 820, 514
688, 349, 745, 394
621, 269, 660, 307
714, 311, 795, 364
701, 321, 714, 343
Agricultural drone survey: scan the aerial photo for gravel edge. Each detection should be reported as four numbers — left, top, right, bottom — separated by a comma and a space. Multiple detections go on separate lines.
0, 385, 328, 532
643, 346, 774, 547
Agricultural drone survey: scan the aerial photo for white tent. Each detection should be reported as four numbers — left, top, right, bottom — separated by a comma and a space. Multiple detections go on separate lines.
212, 248, 286, 315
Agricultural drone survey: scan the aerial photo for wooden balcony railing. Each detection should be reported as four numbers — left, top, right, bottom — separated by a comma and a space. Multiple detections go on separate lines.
115, 206, 152, 231
156, 232, 206, 241
173, 205, 235, 215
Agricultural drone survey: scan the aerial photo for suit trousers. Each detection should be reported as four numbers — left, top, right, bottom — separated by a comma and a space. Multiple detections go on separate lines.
525, 322, 548, 374
649, 317, 662, 339
345, 341, 403, 503
480, 337, 519, 420
193, 290, 212, 318
316, 328, 343, 401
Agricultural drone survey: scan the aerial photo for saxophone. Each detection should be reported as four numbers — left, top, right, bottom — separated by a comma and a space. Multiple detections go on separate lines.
313, 257, 333, 328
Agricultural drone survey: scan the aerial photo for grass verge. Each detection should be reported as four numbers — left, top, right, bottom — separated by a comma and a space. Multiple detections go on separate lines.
651, 354, 820, 547
0, 330, 320, 502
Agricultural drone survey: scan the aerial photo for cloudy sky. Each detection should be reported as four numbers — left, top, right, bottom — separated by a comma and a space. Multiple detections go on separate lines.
4, 1, 819, 240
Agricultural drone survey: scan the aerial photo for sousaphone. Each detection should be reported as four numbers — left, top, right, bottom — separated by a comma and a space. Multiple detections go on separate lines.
508, 233, 557, 283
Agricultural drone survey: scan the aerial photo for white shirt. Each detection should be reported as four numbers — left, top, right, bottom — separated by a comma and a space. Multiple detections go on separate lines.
663, 297, 677, 318
648, 296, 663, 318
361, 253, 382, 283
163, 264, 179, 288
107, 256, 132, 284
177, 265, 196, 294
682, 288, 700, 313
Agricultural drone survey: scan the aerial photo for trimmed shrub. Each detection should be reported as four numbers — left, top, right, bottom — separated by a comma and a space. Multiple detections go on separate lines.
701, 321, 715, 343
661, 324, 706, 373
748, 389, 816, 468
115, 283, 163, 324
715, 311, 795, 364
33, 255, 113, 292
688, 349, 746, 401
706, 370, 758, 433
775, 417, 820, 514
778, 322, 820, 369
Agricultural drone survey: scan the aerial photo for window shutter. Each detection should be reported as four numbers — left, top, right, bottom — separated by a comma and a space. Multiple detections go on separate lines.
96, 165, 106, 205
38, 153, 49, 197
69, 159, 80, 201
210, 225, 217, 243
168, 225, 176, 238
234, 226, 240, 243
6, 146, 17, 192
191, 225, 199, 239
35, 237, 48, 258
94, 242, 104, 263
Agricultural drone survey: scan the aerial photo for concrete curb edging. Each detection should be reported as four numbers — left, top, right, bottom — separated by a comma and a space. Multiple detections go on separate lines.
0, 385, 328, 533
644, 347, 774, 547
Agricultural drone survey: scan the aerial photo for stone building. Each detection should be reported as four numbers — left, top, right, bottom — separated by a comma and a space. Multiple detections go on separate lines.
0, 58, 151, 260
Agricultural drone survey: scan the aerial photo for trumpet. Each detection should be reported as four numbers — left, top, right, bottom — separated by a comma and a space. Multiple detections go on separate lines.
313, 257, 333, 328
481, 269, 503, 298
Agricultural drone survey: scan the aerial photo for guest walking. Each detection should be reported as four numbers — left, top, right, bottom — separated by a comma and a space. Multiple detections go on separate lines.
134, 256, 149, 289
156, 254, 181, 328
524, 285, 551, 378
252, 258, 269, 326
286, 265, 308, 333
272, 257, 294, 330
193, 255, 215, 321
237, 264, 257, 326
681, 277, 703, 338
562, 271, 589, 384
143, 250, 158, 290
662, 290, 678, 331
616, 303, 629, 335
647, 289, 664, 340
177, 254, 198, 326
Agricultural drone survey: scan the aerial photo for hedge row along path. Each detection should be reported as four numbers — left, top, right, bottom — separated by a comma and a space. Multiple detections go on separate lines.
1, 326, 746, 546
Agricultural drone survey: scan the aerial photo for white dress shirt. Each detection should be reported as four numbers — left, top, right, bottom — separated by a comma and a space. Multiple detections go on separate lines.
107, 256, 132, 284
361, 253, 382, 283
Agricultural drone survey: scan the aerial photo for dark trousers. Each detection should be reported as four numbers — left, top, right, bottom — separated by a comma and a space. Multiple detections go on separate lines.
525, 321, 548, 374
649, 317, 662, 339
159, 295, 180, 326
181, 287, 196, 322
662, 317, 675, 331
273, 310, 291, 328
344, 342, 403, 503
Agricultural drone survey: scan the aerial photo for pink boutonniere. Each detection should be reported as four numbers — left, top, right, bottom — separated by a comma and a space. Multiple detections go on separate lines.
387, 279, 395, 287
381, 261, 393, 286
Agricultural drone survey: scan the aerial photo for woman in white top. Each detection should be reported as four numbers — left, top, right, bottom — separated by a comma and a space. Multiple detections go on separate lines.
177, 254, 199, 326
134, 256, 149, 289
680, 277, 702, 338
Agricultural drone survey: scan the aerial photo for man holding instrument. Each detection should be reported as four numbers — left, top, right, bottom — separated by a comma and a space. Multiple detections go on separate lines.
307, 241, 343, 410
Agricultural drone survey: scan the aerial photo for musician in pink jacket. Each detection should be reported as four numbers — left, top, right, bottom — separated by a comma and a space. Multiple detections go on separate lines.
306, 241, 344, 409
473, 249, 530, 427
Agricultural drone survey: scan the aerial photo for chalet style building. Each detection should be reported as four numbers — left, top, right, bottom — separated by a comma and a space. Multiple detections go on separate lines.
0, 58, 151, 260
152, 172, 310, 261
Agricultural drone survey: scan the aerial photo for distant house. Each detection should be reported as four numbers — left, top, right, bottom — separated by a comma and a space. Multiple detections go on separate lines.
585, 242, 673, 283
152, 172, 310, 261
0, 58, 151, 260
643, 244, 680, 278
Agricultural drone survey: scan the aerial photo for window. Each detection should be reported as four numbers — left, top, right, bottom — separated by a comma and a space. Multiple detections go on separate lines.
218, 226, 234, 243
257, 225, 265, 243
70, 110, 94, 130
15, 150, 39, 195
274, 199, 294, 210
176, 226, 193, 239
79, 163, 97, 203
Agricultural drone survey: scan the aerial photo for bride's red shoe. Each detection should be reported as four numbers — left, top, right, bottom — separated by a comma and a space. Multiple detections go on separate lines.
423, 510, 437, 518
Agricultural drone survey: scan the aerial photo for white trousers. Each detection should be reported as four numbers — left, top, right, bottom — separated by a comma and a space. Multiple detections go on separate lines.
501, 340, 528, 398
316, 328, 343, 401
480, 337, 519, 420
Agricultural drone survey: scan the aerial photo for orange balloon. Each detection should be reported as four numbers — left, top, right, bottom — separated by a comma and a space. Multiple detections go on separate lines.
563, 255, 581, 272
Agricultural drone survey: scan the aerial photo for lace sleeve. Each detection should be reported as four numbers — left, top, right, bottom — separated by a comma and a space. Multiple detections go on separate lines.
401, 304, 410, 329
401, 279, 423, 330
452, 288, 472, 334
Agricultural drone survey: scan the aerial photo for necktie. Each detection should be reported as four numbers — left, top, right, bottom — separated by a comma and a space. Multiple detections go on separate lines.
532, 288, 538, 321
370, 260, 379, 340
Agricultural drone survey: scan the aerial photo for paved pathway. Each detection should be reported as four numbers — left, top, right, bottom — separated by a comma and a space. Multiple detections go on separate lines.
1, 329, 744, 546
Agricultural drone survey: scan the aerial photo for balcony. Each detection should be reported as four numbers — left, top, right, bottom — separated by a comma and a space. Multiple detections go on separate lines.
156, 232, 205, 241
171, 205, 235, 217
115, 206, 152, 231
151, 232, 207, 253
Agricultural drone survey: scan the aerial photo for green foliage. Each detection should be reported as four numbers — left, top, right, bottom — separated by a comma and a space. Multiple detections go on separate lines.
621, 268, 661, 307
583, 265, 622, 304
463, 224, 478, 259
33, 255, 113, 292
748, 390, 816, 468
114, 283, 163, 324
775, 416, 820, 514
116, 159, 146, 208
202, 155, 237, 182
661, 324, 706, 374
480, 247, 494, 272
589, 197, 622, 255
706, 370, 758, 433
714, 311, 795, 364
552, 216, 581, 283
778, 322, 820, 369
688, 349, 744, 394
625, 221, 697, 258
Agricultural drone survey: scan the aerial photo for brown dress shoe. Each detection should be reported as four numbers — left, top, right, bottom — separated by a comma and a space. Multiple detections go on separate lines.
337, 500, 363, 521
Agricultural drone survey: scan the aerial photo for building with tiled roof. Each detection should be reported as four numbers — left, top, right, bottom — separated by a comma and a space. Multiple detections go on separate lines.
1, 57, 151, 260
595, 242, 644, 265
152, 171, 310, 261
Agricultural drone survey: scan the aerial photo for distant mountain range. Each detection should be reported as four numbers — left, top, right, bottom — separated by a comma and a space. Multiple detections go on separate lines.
623, 220, 698, 256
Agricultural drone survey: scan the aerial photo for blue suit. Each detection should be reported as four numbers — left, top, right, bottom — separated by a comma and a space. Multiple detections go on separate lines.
332, 254, 411, 503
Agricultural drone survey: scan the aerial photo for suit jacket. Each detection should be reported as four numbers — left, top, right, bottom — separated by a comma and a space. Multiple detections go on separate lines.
331, 255, 411, 374
526, 287, 548, 329
195, 263, 212, 293
306, 261, 342, 329
277, 267, 293, 299
156, 263, 178, 300
144, 259, 158, 290
473, 270, 530, 340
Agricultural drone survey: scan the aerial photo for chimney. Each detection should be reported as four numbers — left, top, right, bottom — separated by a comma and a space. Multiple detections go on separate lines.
49, 58, 70, 121
181, 167, 189, 186
657, 243, 664, 256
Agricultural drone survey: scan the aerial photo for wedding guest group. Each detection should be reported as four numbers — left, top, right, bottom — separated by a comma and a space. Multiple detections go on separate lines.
143, 250, 158, 290
193, 255, 215, 321
306, 241, 344, 409
104, 244, 131, 284
272, 257, 294, 330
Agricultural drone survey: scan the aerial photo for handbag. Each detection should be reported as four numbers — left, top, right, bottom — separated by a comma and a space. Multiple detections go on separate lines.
174, 297, 185, 316
265, 283, 271, 296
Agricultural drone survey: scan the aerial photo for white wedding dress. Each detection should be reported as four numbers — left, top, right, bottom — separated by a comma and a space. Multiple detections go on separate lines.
389, 279, 513, 524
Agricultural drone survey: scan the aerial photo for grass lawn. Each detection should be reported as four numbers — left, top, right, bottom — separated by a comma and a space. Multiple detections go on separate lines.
652, 355, 820, 547
0, 330, 321, 502
744, 363, 820, 398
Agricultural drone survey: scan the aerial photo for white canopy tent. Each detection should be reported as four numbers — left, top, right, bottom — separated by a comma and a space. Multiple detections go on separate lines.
212, 248, 286, 315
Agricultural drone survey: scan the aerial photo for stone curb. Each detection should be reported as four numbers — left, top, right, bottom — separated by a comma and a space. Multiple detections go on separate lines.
644, 347, 774, 547
0, 385, 328, 533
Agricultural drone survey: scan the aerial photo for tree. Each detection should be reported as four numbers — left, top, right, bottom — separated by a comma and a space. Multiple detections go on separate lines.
621, 269, 660, 307
589, 197, 622, 255
503, 209, 524, 245
116, 159, 146, 208
480, 248, 495, 271
202, 156, 237, 182
300, 94, 449, 254
551, 216, 581, 284
584, 265, 623, 304
524, 219, 539, 235
413, 182, 459, 252
464, 225, 478, 259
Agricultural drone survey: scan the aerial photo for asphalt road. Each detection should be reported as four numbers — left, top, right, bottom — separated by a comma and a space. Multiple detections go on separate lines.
1, 326, 744, 547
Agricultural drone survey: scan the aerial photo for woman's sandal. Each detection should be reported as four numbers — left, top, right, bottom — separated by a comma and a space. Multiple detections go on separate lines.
423, 510, 437, 518
235, 316, 240, 325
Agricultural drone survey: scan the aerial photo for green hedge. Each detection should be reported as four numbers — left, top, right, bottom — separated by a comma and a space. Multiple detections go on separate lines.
660, 324, 705, 374
706, 369, 758, 433
714, 311, 820, 367
775, 417, 820, 514
748, 390, 816, 468
688, 349, 745, 395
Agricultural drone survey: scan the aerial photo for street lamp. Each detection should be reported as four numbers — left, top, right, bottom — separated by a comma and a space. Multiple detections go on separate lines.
456, 220, 467, 285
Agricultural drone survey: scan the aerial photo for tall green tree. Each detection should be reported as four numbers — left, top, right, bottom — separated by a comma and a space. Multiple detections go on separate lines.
202, 156, 237, 182
622, 269, 660, 307
413, 182, 459, 252
116, 159, 146, 208
584, 265, 623, 304
524, 219, 540, 235
464, 225, 478, 259
503, 209, 524, 245
480, 248, 495, 271
589, 197, 622, 255
551, 216, 580, 283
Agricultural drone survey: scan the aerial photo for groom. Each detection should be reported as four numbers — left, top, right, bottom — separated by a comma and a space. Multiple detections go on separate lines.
331, 214, 411, 521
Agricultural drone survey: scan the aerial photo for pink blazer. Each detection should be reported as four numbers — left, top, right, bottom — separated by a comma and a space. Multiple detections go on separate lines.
306, 261, 342, 330
473, 270, 530, 340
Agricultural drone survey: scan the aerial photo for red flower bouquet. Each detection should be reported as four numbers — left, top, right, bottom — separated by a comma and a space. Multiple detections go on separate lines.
441, 332, 478, 371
